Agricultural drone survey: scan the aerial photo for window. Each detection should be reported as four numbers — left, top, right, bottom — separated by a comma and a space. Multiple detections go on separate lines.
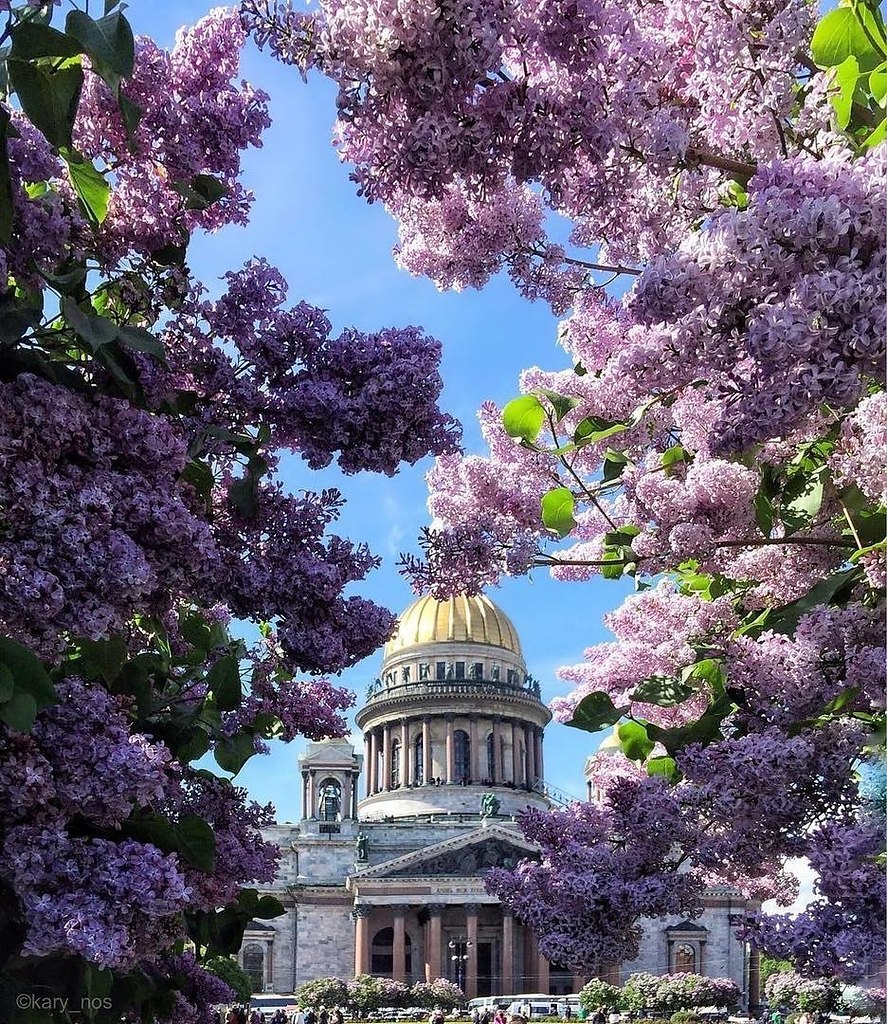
454, 729, 471, 782
436, 661, 447, 680
242, 943, 265, 993
391, 739, 401, 788
486, 733, 495, 780
675, 943, 696, 972
506, 669, 517, 685
414, 734, 424, 785
319, 778, 342, 821
473, 662, 484, 679
419, 662, 430, 680
402, 665, 410, 683
371, 927, 413, 977
455, 661, 465, 679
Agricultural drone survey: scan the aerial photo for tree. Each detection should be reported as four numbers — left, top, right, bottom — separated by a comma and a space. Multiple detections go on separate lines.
204, 957, 253, 1003
0, 2, 458, 1022
246, 0, 886, 982
411, 978, 465, 1010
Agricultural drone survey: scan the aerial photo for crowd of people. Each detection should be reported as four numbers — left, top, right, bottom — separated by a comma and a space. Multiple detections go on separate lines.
222, 1005, 348, 1024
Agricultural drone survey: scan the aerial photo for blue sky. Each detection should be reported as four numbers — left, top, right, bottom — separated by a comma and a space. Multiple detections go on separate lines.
134, 2, 633, 821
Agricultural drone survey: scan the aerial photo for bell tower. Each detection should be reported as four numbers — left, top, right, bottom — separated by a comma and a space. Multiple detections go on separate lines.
298, 739, 363, 834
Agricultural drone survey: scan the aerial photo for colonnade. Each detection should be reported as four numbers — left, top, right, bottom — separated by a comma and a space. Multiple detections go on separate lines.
362, 716, 545, 796
351, 902, 565, 998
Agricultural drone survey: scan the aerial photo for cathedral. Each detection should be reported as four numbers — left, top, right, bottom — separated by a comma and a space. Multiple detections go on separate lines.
239, 593, 760, 1006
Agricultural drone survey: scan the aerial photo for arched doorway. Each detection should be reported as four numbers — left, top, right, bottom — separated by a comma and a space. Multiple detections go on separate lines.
371, 926, 413, 978
242, 942, 265, 993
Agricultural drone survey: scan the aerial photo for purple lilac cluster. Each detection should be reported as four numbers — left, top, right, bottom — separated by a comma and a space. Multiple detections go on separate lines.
487, 781, 704, 970
246, 0, 816, 273
74, 8, 270, 263
175, 776, 278, 910
0, 374, 216, 658
629, 149, 886, 452
144, 952, 235, 1024
0, 677, 176, 829
0, 825, 190, 968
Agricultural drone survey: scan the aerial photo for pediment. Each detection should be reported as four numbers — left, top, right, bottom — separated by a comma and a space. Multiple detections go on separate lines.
666, 919, 708, 934
354, 822, 538, 879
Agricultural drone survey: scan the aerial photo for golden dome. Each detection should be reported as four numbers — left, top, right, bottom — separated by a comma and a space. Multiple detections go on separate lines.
383, 593, 522, 658
597, 729, 623, 753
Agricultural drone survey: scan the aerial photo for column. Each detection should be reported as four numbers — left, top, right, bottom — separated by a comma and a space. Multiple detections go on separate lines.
537, 950, 550, 995
445, 717, 455, 784
353, 907, 371, 976
401, 719, 409, 785
748, 946, 761, 1010
393, 909, 407, 983
525, 725, 536, 786
469, 715, 479, 782
383, 724, 392, 791
342, 772, 352, 819
511, 723, 520, 785
466, 904, 479, 999
367, 732, 377, 795
308, 770, 317, 818
502, 912, 514, 995
535, 728, 544, 781
352, 771, 360, 818
426, 907, 443, 982
422, 718, 431, 785
301, 771, 309, 820
492, 718, 502, 784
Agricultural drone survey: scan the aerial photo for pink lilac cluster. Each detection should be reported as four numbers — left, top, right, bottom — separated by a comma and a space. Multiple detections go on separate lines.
389, 179, 545, 292
0, 825, 190, 968
628, 149, 886, 452
829, 391, 887, 506
764, 971, 839, 1012
626, 972, 740, 1012
0, 677, 176, 829
224, 636, 356, 741
74, 7, 270, 263
0, 374, 216, 657
725, 602, 886, 728
144, 952, 235, 1024
552, 582, 737, 728
247, 0, 819, 275
741, 820, 887, 979
487, 780, 704, 970
411, 978, 465, 1006
174, 776, 278, 910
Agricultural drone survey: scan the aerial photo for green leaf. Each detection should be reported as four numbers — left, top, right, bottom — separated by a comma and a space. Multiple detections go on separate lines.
0, 662, 13, 703
602, 449, 628, 483
541, 486, 576, 538
9, 21, 83, 60
0, 106, 14, 246
812, 6, 885, 72
831, 55, 861, 130
0, 636, 55, 707
62, 296, 118, 352
254, 895, 286, 919
661, 444, 687, 471
574, 416, 627, 446
74, 635, 128, 683
7, 58, 83, 149
171, 173, 230, 212
781, 466, 826, 534
0, 690, 38, 733
618, 720, 655, 762
207, 653, 242, 712
870, 60, 887, 102
567, 691, 627, 733
768, 567, 860, 636
61, 148, 110, 225
176, 814, 216, 872
861, 115, 887, 149
117, 324, 167, 362
534, 387, 579, 423
630, 675, 695, 708
600, 550, 626, 579
646, 755, 679, 782
65, 10, 135, 78
645, 694, 734, 755
502, 395, 546, 443
214, 733, 255, 775
175, 729, 212, 764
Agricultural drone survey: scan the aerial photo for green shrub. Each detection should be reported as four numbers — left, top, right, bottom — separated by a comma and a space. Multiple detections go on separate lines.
579, 979, 624, 1013
670, 1012, 703, 1024
204, 956, 252, 1002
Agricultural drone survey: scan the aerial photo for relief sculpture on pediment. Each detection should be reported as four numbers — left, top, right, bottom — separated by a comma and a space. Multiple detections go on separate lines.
389, 838, 528, 877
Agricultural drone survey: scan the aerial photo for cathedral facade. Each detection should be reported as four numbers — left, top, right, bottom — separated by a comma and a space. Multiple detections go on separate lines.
239, 594, 760, 1006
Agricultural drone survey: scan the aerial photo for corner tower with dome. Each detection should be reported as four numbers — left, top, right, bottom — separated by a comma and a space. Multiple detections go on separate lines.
236, 593, 759, 1008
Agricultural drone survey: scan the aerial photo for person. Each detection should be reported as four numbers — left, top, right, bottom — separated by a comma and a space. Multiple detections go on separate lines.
565, 1006, 572, 1020
355, 831, 369, 861
304, 1008, 318, 1024
770, 1011, 783, 1024
319, 1008, 329, 1024
291, 1009, 305, 1024
493, 1009, 507, 1024
331, 1008, 344, 1024
430, 1007, 446, 1024
591, 1007, 606, 1024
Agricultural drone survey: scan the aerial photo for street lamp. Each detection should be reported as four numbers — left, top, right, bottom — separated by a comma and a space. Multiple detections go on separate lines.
448, 937, 473, 991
